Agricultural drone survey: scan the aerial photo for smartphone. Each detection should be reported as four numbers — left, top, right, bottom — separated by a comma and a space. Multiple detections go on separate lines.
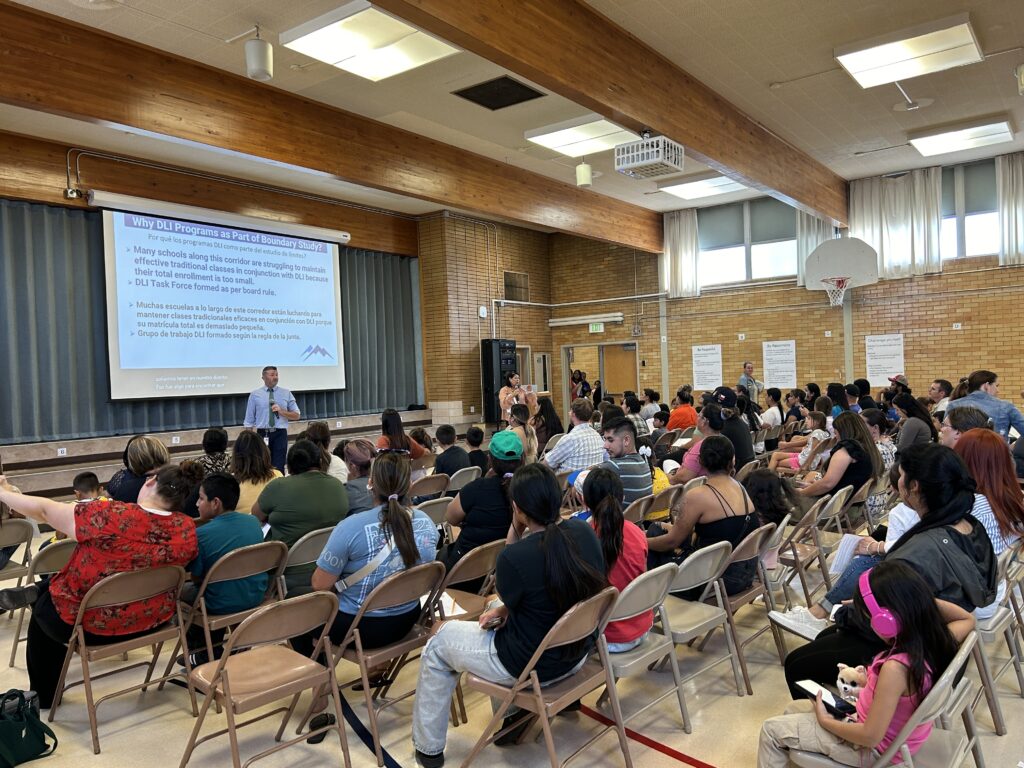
796, 680, 856, 719
482, 617, 503, 630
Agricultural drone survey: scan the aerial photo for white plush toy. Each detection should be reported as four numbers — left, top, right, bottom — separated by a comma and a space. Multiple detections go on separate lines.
836, 663, 867, 701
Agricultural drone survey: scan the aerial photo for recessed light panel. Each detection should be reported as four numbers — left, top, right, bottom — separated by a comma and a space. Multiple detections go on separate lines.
524, 114, 638, 157
908, 118, 1013, 156
658, 173, 747, 200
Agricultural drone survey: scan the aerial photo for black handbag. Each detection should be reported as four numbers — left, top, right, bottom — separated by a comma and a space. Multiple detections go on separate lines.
0, 690, 57, 767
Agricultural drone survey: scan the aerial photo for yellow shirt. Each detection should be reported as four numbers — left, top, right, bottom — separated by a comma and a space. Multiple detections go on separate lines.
645, 468, 671, 521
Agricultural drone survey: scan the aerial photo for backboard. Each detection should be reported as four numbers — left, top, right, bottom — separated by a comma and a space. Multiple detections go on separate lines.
805, 237, 879, 291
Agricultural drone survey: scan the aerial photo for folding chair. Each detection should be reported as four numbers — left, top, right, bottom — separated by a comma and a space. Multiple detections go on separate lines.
303, 561, 445, 767
542, 433, 565, 455
282, 526, 335, 596
0, 519, 35, 595
811, 485, 855, 561
938, 632, 985, 768
49, 565, 197, 754
622, 494, 653, 524
772, 495, 833, 608
8, 539, 75, 666
434, 539, 504, 622
447, 466, 482, 494
679, 427, 696, 440
160, 540, 288, 681
653, 430, 677, 451
648, 485, 683, 523
658, 541, 747, 696
735, 459, 760, 483
410, 473, 450, 499
459, 586, 630, 768
683, 476, 706, 493
419, 497, 455, 544
178, 592, 351, 768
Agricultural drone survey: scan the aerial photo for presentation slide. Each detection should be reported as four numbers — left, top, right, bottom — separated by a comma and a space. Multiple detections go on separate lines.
103, 209, 346, 399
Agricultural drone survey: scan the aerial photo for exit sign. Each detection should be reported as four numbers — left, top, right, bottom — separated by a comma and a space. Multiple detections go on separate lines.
589, 322, 604, 333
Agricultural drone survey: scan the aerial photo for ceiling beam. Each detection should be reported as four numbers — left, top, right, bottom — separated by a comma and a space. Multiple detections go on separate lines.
0, 2, 663, 252
374, 0, 849, 226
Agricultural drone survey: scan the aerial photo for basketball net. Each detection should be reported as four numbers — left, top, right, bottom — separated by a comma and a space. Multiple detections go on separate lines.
822, 276, 851, 307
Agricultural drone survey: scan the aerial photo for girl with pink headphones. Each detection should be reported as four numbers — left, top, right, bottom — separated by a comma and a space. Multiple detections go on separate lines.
758, 560, 975, 767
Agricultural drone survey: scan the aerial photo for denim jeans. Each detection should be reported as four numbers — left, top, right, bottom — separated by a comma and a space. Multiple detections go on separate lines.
820, 554, 881, 612
607, 632, 647, 653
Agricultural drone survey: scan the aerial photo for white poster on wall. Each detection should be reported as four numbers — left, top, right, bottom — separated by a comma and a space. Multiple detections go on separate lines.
762, 340, 797, 389
691, 344, 723, 391
865, 334, 905, 386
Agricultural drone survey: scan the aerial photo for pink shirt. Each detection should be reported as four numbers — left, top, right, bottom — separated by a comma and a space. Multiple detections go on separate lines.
681, 438, 708, 478
855, 652, 932, 761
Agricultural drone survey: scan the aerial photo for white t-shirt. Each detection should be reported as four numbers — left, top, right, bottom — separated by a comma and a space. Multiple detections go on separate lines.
761, 407, 783, 429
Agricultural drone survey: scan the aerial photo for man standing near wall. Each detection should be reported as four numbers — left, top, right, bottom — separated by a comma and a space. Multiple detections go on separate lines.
243, 366, 300, 472
737, 361, 764, 402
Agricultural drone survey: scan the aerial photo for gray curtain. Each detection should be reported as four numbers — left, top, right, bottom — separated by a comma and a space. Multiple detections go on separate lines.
0, 198, 421, 445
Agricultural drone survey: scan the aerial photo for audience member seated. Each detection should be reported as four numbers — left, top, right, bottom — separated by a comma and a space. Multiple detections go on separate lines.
180, 472, 267, 665
543, 397, 606, 472
623, 394, 651, 438
844, 384, 862, 414
433, 424, 471, 480
0, 463, 200, 710
530, 396, 564, 453
341, 439, 377, 515
759, 560, 973, 768
892, 392, 938, 453
947, 369, 1024, 439
464, 426, 489, 472
826, 383, 850, 417
761, 387, 785, 448
195, 427, 231, 476
293, 452, 439, 731
306, 420, 347, 483
411, 463, 605, 767
377, 408, 427, 459
666, 402, 725, 484
805, 382, 821, 405
928, 378, 952, 414
859, 408, 896, 521
706, 387, 756, 469
647, 435, 758, 599
231, 429, 282, 514
667, 390, 699, 431
409, 427, 436, 457
106, 434, 170, 503
783, 389, 806, 424
640, 388, 662, 420
440, 431, 522, 576
650, 409, 670, 447
781, 444, 996, 697
583, 468, 651, 652
599, 417, 654, 503
768, 411, 829, 473
854, 378, 876, 411
939, 405, 991, 448
743, 468, 800, 527
507, 404, 539, 464
795, 412, 883, 501
254, 439, 349, 594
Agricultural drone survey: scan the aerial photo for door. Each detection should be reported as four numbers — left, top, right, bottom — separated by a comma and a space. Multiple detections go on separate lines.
602, 344, 638, 399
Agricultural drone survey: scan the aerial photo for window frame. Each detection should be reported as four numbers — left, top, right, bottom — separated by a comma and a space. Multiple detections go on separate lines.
696, 199, 797, 289
941, 160, 998, 261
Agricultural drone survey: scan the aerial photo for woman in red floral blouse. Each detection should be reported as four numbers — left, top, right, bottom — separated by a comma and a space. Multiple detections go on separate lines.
0, 462, 200, 708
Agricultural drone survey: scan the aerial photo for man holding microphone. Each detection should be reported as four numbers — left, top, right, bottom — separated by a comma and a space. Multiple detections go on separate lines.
243, 366, 300, 472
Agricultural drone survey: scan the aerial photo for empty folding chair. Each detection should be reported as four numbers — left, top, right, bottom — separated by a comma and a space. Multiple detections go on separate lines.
8, 539, 75, 667
447, 466, 482, 494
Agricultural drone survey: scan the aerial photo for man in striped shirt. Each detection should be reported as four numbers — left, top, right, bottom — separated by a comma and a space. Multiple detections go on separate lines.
543, 398, 607, 472
599, 417, 654, 503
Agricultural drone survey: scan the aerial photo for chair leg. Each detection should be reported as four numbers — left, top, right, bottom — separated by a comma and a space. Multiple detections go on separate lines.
275, 691, 303, 741
80, 653, 102, 754
961, 701, 987, 768
536, 708, 560, 768
327, 676, 352, 768
601, 663, 633, 768
458, 694, 516, 768
972, 643, 1007, 736
696, 626, 717, 652
48, 637, 77, 720
665, 648, 692, 733
178, 686, 215, 768
720, 618, 745, 697
358, 660, 385, 767
1004, 626, 1024, 697
158, 636, 183, 691
793, 563, 812, 606
455, 680, 468, 725
221, 675, 242, 768
8, 605, 26, 667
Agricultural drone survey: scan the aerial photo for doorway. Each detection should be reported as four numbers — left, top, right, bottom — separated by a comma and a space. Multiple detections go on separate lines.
561, 342, 639, 419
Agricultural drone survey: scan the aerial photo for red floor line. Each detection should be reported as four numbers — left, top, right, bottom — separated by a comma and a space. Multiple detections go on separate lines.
579, 705, 719, 768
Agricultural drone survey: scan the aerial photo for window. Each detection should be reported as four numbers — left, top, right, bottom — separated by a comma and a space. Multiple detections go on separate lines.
503, 270, 529, 302
940, 159, 997, 260
695, 198, 797, 287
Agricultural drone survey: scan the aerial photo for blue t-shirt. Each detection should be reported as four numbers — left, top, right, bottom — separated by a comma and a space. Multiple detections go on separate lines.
316, 505, 439, 616
188, 512, 268, 614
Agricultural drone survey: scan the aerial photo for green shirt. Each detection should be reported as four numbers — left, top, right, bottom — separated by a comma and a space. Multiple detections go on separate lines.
188, 512, 268, 614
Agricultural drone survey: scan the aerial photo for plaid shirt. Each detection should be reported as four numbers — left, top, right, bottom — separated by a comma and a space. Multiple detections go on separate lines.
543, 423, 607, 472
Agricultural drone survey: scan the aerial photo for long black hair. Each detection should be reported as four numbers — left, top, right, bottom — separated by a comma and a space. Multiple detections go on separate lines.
894, 392, 939, 442
826, 383, 849, 412
582, 468, 626, 571
380, 408, 412, 452
805, 383, 821, 402
888, 443, 976, 554
370, 452, 419, 568
744, 468, 798, 526
853, 560, 958, 698
510, 463, 606, 612
532, 396, 564, 436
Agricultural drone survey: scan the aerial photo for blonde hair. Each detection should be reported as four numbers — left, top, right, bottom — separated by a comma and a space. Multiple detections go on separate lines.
126, 435, 170, 475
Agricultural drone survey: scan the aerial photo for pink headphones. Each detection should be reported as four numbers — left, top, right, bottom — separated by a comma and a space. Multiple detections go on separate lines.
858, 569, 901, 640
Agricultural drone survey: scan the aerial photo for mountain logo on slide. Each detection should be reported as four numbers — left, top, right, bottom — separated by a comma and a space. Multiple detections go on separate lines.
301, 344, 334, 361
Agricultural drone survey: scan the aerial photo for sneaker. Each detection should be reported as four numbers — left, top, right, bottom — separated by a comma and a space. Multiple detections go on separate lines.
768, 607, 828, 641
415, 749, 445, 767
0, 584, 39, 611
175, 647, 222, 668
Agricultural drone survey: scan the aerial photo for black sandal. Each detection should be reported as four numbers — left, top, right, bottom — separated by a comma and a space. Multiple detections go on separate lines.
306, 713, 336, 744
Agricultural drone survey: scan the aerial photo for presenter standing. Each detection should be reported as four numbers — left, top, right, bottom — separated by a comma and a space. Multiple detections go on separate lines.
244, 366, 299, 472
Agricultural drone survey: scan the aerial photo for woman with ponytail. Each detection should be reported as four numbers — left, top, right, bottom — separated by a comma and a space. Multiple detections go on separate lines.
412, 462, 606, 767
583, 468, 652, 652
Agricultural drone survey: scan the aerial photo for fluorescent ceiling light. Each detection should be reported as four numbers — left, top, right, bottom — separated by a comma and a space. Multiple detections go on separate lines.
548, 312, 624, 328
834, 13, 982, 89
281, 0, 458, 82
525, 114, 638, 158
908, 117, 1013, 156
658, 172, 747, 200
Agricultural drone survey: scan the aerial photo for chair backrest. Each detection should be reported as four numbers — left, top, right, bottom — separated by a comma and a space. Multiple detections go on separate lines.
441, 540, 504, 592
683, 476, 706, 493
543, 433, 565, 453
410, 452, 437, 471
286, 526, 336, 568
224, 591, 340, 653
728, 522, 776, 565
353, 561, 446, 619
418, 497, 453, 526
670, 540, 732, 593
869, 631, 977, 767
735, 460, 759, 483
649, 485, 682, 517
609, 563, 676, 622
623, 495, 653, 524
410, 473, 450, 497
753, 429, 767, 445
764, 513, 792, 550
846, 480, 873, 507
75, 565, 185, 621
782, 495, 831, 549
799, 434, 833, 471
201, 540, 288, 587
27, 539, 76, 579
555, 470, 572, 491
654, 430, 676, 448
815, 486, 854, 529
679, 427, 696, 440
447, 466, 481, 492
0, 518, 34, 549
766, 425, 783, 441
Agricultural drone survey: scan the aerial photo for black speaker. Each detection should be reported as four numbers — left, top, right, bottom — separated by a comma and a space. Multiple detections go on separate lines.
482, 338, 516, 423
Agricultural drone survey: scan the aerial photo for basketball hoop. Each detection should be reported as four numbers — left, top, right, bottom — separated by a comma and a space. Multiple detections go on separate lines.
822, 277, 851, 307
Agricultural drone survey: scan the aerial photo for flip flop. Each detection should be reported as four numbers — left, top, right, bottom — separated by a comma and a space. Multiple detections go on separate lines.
306, 713, 336, 744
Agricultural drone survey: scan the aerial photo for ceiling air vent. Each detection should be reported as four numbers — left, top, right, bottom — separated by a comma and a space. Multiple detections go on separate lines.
453, 76, 545, 111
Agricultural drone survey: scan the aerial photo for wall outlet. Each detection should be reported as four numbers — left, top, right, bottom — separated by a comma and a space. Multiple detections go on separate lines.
737, 333, 746, 341
470, 406, 475, 413
336, 420, 343, 428
57, 447, 67, 457
952, 322, 962, 330
171, 436, 181, 445
824, 330, 832, 338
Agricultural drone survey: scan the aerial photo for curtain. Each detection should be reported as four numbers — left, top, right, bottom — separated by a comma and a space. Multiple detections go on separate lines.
795, 210, 836, 286
996, 152, 1024, 266
849, 167, 942, 278
661, 209, 700, 298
